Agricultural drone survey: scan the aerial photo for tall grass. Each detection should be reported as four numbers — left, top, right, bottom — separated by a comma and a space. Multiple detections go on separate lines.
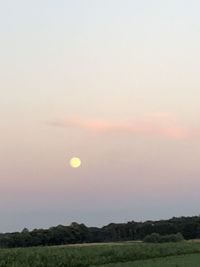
96, 253, 200, 267
0, 242, 199, 267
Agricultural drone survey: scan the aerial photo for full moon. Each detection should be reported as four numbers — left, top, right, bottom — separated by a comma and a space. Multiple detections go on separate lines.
70, 157, 81, 168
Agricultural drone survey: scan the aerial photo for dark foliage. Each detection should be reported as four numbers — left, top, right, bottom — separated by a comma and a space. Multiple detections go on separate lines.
0, 216, 200, 248
143, 232, 184, 243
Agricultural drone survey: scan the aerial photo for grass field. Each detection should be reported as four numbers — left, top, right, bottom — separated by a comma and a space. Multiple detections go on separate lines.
0, 242, 200, 267
97, 253, 200, 267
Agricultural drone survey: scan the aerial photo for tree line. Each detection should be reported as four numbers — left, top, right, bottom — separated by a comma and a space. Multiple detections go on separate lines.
0, 216, 200, 248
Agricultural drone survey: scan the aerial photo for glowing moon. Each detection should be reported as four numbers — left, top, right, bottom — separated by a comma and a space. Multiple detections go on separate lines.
70, 157, 81, 168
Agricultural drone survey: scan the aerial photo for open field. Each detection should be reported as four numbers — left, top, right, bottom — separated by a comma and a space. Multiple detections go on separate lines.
0, 242, 200, 267
97, 253, 200, 267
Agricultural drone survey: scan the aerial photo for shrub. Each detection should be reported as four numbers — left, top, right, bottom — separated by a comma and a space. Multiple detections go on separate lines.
143, 233, 184, 243
143, 233, 161, 243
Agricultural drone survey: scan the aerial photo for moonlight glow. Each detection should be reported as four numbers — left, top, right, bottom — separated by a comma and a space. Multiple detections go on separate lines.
70, 157, 81, 168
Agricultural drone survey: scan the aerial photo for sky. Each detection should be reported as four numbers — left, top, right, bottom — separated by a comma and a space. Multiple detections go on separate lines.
1, 0, 200, 232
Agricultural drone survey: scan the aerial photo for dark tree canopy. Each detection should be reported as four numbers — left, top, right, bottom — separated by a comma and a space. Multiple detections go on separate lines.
0, 216, 199, 248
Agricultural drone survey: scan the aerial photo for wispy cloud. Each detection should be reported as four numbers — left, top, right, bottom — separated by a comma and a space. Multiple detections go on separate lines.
47, 113, 194, 140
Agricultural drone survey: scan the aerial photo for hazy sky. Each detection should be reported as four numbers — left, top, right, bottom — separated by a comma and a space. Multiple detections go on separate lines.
1, 0, 200, 232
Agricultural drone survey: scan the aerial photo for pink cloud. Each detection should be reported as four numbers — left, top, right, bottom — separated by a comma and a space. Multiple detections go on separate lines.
48, 115, 192, 140
160, 127, 188, 139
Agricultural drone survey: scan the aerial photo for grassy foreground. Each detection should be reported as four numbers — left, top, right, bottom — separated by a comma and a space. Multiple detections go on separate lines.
0, 242, 200, 267
97, 253, 200, 267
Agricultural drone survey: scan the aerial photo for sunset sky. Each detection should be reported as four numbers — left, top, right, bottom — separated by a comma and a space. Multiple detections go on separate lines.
1, 0, 200, 232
